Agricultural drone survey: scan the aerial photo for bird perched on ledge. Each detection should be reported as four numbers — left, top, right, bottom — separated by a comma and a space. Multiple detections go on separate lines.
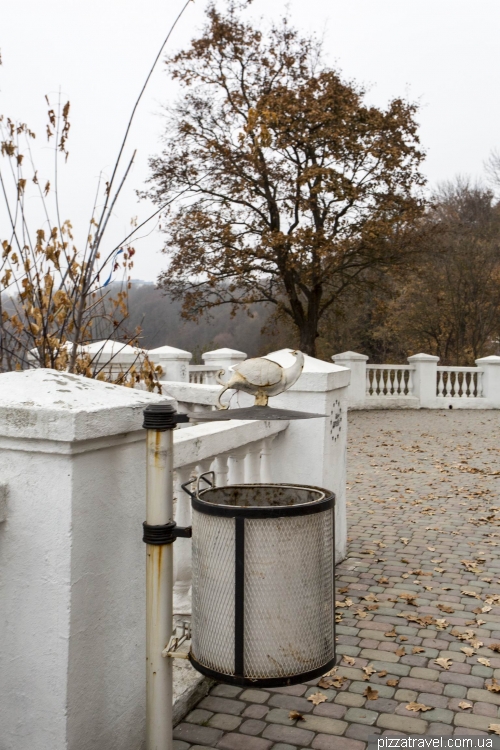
216, 350, 305, 409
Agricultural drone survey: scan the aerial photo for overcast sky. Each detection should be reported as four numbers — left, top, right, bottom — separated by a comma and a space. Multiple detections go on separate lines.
1, 0, 499, 282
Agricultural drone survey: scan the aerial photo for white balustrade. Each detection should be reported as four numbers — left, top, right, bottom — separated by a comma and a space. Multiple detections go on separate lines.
436, 367, 483, 398
188, 365, 222, 384
366, 365, 413, 397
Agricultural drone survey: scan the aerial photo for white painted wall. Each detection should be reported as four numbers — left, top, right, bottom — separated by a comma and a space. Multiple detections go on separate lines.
0, 369, 172, 750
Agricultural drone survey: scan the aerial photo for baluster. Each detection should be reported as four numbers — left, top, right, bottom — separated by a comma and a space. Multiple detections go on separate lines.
366, 369, 371, 395
228, 447, 246, 484
260, 435, 276, 484
245, 441, 262, 483
408, 368, 414, 396
396, 370, 402, 395
477, 371, 483, 397
444, 371, 450, 397
214, 453, 229, 487
375, 369, 380, 395
173, 465, 195, 617
437, 371, 443, 397
464, 372, 470, 397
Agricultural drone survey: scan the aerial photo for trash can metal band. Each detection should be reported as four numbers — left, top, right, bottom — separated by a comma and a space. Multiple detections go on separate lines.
190, 484, 336, 687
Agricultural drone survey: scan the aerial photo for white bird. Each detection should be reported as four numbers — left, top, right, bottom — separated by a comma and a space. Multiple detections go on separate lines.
216, 350, 305, 409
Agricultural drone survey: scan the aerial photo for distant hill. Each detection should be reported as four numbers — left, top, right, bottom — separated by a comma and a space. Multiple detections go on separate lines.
126, 281, 288, 360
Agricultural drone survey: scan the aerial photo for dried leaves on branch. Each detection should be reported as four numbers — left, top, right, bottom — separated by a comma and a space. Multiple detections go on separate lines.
147, 2, 426, 356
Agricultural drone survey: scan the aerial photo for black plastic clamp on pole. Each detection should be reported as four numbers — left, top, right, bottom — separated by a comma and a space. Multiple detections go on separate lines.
142, 403, 190, 431
142, 521, 192, 545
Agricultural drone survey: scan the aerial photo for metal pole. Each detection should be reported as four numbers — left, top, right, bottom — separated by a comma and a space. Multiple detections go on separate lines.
144, 405, 175, 750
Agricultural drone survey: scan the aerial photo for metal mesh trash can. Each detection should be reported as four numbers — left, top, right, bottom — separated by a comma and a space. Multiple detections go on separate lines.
189, 482, 336, 687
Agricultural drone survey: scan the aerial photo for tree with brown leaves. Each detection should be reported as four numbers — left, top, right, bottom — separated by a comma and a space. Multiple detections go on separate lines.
148, 2, 426, 356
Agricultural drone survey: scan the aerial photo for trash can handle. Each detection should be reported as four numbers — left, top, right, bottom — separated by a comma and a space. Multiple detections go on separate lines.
181, 477, 197, 499
196, 471, 215, 498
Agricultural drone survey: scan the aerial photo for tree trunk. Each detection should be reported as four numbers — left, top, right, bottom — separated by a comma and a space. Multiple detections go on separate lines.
299, 324, 318, 358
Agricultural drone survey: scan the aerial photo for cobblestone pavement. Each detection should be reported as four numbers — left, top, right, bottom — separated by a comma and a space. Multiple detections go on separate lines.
174, 410, 500, 749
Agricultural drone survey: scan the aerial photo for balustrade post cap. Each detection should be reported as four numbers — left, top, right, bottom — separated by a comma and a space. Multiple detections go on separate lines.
202, 348, 247, 362
332, 351, 369, 361
407, 353, 440, 363
148, 345, 192, 360
475, 355, 500, 365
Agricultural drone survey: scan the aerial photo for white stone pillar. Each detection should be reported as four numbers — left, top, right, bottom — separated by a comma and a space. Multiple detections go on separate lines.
407, 353, 439, 408
262, 350, 350, 563
475, 355, 500, 406
149, 345, 192, 383
0, 368, 173, 750
202, 347, 247, 383
332, 351, 368, 408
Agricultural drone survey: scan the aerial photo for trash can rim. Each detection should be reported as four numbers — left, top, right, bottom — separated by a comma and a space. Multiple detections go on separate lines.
193, 482, 335, 519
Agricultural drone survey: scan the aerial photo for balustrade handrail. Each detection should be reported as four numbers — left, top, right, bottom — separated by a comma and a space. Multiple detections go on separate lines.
436, 366, 481, 372
366, 364, 413, 370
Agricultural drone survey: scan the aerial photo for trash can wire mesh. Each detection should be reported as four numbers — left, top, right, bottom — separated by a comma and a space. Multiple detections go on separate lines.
190, 483, 336, 687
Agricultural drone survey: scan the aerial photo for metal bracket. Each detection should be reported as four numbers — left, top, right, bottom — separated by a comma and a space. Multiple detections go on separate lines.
162, 620, 191, 658
142, 521, 192, 545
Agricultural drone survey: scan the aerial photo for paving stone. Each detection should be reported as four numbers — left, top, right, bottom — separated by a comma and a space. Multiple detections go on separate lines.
416, 692, 448, 709
345, 722, 382, 741
270, 745, 296, 750
467, 687, 500, 706
365, 698, 398, 713
438, 672, 484, 688
173, 742, 190, 750
473, 701, 498, 717
208, 713, 242, 731
313, 703, 347, 719
398, 677, 443, 694
334, 692, 365, 708
268, 694, 313, 713
268, 685, 308, 696
264, 708, 295, 726
242, 704, 269, 720
344, 707, 378, 725
261, 723, 315, 746
173, 723, 224, 746
370, 661, 411, 676
376, 713, 428, 733
427, 722, 454, 735
185, 708, 214, 725
443, 684, 467, 698
419, 707, 454, 724
216, 733, 273, 750
312, 736, 365, 750
394, 689, 418, 702
349, 681, 395, 698
453, 712, 494, 731
239, 718, 267, 735
240, 689, 270, 704
211, 684, 243, 698
198, 697, 246, 716
299, 714, 347, 735
408, 667, 439, 681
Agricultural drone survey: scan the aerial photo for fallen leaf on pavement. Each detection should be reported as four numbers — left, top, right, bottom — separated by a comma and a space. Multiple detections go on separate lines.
490, 644, 500, 653
487, 679, 500, 694
458, 701, 473, 710
489, 723, 500, 735
342, 655, 355, 666
384, 629, 397, 638
412, 647, 425, 654
396, 647, 406, 657
363, 686, 379, 700
363, 665, 376, 680
378, 670, 387, 677
400, 538, 409, 545
307, 692, 328, 705
461, 647, 476, 657
406, 702, 433, 712
437, 604, 455, 614
478, 658, 491, 667
434, 658, 452, 670
387, 679, 399, 687
289, 710, 304, 721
